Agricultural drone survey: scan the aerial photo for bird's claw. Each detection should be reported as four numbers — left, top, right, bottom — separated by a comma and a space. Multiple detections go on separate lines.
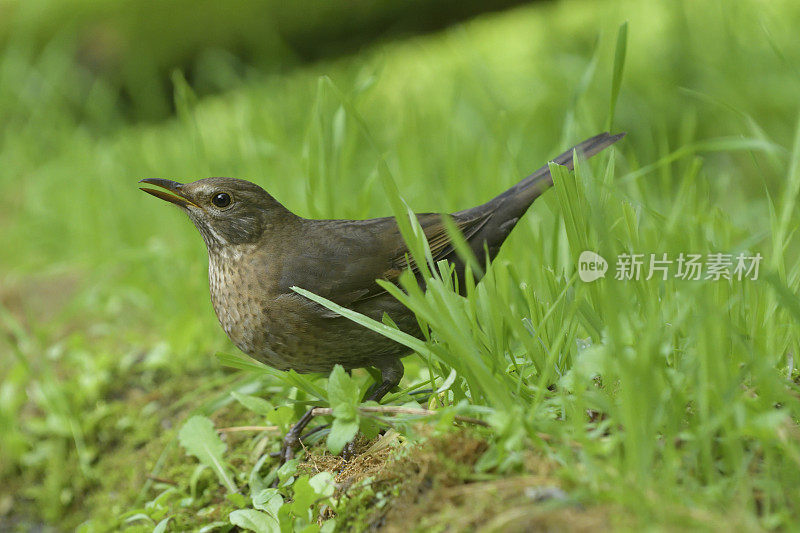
279, 433, 298, 463
271, 433, 300, 487
275, 408, 317, 468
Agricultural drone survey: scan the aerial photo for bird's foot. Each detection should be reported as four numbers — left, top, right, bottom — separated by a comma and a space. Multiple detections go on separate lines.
275, 408, 318, 466
279, 431, 300, 464
270, 422, 307, 488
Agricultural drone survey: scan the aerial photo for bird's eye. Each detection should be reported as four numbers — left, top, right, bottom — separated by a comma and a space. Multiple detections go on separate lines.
211, 192, 231, 208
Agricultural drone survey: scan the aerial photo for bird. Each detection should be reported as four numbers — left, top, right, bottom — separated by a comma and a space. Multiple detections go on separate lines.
139, 131, 624, 459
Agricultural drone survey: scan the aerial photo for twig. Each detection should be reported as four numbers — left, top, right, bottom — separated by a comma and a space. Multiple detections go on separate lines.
217, 425, 279, 433
311, 406, 489, 427
147, 475, 178, 486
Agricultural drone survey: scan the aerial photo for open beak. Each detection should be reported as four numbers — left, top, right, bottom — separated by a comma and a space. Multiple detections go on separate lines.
139, 178, 199, 209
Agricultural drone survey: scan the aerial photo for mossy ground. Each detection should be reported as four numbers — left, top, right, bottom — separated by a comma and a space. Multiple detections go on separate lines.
0, 378, 601, 532
308, 428, 620, 533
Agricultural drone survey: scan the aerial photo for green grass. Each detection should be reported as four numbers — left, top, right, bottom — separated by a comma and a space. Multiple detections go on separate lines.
2, 0, 800, 530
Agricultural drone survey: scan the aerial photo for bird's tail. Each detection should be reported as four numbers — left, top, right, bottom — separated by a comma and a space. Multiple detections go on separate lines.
471, 132, 625, 216
454, 131, 625, 260
516, 131, 624, 197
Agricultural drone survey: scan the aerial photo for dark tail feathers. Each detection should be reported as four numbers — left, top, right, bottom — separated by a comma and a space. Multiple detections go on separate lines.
473, 131, 625, 216
454, 131, 625, 261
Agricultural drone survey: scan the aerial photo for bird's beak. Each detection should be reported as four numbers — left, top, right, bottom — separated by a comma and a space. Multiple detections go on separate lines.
138, 178, 199, 209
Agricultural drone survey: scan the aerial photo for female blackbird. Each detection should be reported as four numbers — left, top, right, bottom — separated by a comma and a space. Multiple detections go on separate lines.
140, 131, 623, 458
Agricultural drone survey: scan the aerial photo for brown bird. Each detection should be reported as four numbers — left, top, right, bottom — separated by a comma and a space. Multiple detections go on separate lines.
140, 131, 623, 459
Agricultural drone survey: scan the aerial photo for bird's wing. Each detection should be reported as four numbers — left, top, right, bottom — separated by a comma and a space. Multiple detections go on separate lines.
391, 211, 493, 277
275, 212, 492, 314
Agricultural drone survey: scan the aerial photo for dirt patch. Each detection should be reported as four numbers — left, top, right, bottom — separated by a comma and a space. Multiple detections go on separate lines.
312, 427, 617, 532
381, 476, 614, 533
301, 432, 399, 489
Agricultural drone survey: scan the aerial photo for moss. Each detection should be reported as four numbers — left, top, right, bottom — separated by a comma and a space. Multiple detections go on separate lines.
325, 428, 628, 533
2, 364, 250, 531
77, 373, 231, 529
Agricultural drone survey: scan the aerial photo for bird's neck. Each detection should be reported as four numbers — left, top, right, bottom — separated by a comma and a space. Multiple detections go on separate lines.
206, 242, 257, 266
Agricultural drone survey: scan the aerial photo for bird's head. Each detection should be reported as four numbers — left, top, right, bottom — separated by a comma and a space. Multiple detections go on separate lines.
139, 177, 293, 249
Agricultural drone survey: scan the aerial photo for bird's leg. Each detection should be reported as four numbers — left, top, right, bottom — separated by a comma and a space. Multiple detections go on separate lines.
343, 359, 404, 459
278, 360, 404, 465
278, 367, 355, 463
365, 358, 404, 403
279, 407, 316, 464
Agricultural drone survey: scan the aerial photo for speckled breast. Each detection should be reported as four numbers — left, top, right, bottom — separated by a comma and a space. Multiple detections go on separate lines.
206, 248, 413, 374
207, 249, 284, 369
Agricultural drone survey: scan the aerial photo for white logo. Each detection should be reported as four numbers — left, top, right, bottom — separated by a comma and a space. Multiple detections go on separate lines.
578, 251, 608, 282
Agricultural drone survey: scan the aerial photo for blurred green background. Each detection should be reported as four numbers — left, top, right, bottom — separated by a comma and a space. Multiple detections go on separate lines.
0, 0, 528, 121
2, 0, 800, 530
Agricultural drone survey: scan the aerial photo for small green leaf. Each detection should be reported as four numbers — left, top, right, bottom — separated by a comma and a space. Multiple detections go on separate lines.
249, 454, 271, 493
188, 464, 207, 500
360, 415, 381, 440
290, 475, 318, 519
178, 415, 238, 493
277, 458, 299, 485
197, 523, 231, 533
271, 405, 297, 430
327, 365, 360, 407
227, 492, 249, 508
278, 504, 294, 532
331, 401, 357, 420
309, 472, 336, 498
229, 509, 280, 533
327, 418, 359, 454
252, 488, 284, 517
231, 391, 274, 416
152, 517, 170, 533
123, 513, 153, 526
